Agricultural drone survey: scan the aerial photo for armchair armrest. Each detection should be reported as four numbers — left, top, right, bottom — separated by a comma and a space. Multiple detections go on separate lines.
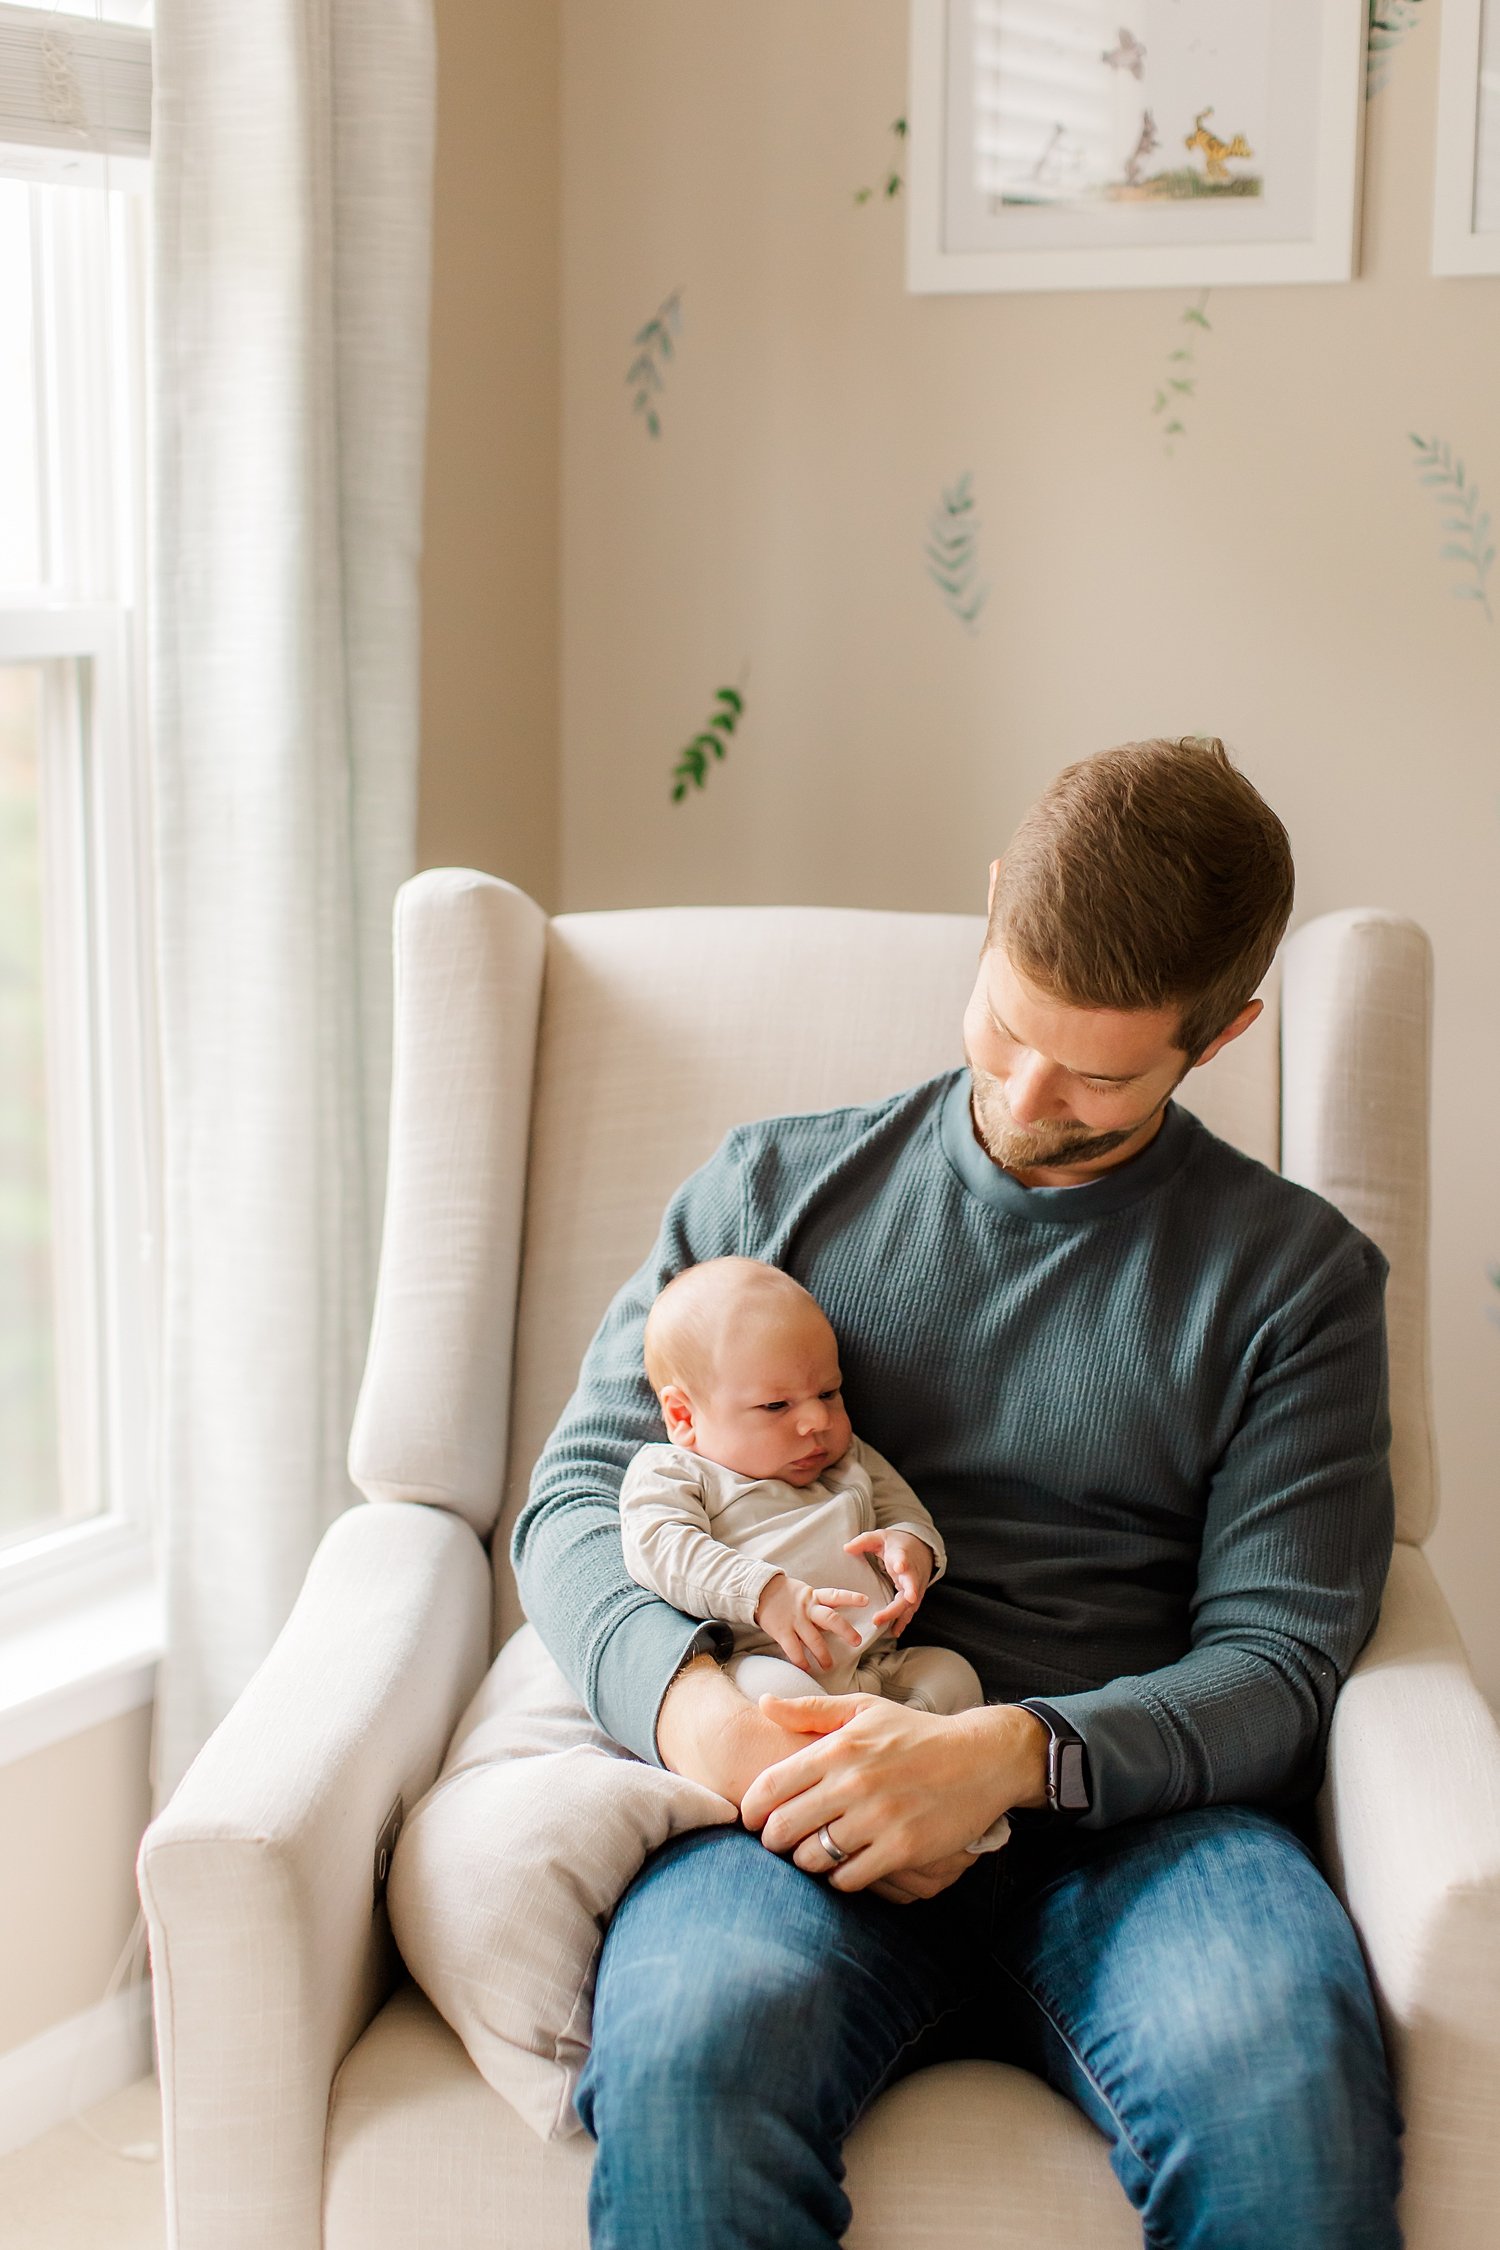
138, 1501, 491, 2250
1317, 1543, 1500, 2250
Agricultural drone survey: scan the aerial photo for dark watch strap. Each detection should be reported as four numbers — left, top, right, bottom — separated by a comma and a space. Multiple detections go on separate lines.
1025, 1703, 1092, 1815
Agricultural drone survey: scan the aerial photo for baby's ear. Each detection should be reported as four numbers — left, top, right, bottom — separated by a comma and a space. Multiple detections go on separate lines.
658, 1384, 697, 1448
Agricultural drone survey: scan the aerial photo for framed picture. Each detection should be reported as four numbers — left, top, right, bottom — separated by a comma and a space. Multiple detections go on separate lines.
1433, 0, 1500, 275
907, 0, 1368, 294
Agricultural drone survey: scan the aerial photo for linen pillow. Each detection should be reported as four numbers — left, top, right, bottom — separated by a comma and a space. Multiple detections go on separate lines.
387, 1623, 736, 2140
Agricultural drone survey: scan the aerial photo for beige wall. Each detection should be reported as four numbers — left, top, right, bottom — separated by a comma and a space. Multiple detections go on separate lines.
0, 1708, 151, 2055
418, 0, 559, 907
559, 3, 1500, 1697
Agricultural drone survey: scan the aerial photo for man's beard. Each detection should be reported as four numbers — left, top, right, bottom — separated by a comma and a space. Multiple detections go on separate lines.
967, 1061, 1170, 1174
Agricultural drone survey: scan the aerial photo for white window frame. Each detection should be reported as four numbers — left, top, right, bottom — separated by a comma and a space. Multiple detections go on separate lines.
0, 146, 158, 1640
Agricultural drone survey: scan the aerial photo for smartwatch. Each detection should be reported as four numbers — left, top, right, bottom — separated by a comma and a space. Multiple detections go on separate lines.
1026, 1704, 1091, 1815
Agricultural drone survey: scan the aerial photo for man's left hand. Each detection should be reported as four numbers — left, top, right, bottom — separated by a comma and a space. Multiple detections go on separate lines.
739, 1692, 1049, 1893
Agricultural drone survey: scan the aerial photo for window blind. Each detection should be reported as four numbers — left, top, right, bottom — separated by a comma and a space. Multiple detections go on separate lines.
0, 4, 150, 171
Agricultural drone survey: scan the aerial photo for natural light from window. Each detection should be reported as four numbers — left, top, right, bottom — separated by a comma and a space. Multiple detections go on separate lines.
0, 184, 38, 588
0, 16, 155, 1593
0, 663, 58, 1546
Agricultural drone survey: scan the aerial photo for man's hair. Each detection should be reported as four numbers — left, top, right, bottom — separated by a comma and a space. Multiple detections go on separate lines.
988, 737, 1294, 1059
643, 1257, 826, 1400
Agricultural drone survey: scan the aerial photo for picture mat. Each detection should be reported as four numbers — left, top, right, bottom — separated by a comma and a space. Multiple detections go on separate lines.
1474, 0, 1500, 234
1432, 0, 1500, 273
907, 0, 1367, 292
943, 0, 1321, 255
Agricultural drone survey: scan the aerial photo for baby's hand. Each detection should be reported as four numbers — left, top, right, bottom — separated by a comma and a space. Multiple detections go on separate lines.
755, 1573, 869, 1674
844, 1530, 935, 1638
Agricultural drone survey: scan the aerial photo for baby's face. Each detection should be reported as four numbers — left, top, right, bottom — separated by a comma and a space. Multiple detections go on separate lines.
676, 1309, 853, 1486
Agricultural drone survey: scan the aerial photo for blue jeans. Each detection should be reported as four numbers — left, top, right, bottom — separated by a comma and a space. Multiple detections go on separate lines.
577, 1807, 1402, 2249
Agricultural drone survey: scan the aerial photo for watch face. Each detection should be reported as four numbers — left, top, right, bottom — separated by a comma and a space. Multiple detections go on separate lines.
1057, 1741, 1089, 1812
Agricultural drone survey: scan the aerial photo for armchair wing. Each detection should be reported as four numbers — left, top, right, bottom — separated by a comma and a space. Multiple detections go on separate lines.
348, 869, 547, 1536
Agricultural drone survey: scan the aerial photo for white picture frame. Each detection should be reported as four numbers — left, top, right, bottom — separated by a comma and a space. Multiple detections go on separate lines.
907, 0, 1368, 295
1433, 0, 1500, 275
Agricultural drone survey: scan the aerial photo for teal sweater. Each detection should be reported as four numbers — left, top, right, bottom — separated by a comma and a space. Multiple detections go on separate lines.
512, 1071, 1393, 1828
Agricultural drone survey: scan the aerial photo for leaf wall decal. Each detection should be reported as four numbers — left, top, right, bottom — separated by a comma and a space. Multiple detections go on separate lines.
628, 289, 683, 439
1409, 434, 1495, 624
1367, 0, 1425, 98
924, 473, 989, 631
855, 117, 908, 205
1152, 290, 1212, 452
671, 682, 748, 800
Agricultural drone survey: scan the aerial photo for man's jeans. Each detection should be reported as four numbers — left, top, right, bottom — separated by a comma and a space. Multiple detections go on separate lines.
577, 1807, 1402, 2249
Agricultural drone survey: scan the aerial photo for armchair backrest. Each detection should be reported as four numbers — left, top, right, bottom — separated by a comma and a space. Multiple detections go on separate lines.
348, 877, 1435, 1655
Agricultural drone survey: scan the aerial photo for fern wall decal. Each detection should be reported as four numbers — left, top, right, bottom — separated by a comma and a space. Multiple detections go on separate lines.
670, 685, 745, 801
1409, 435, 1495, 624
855, 117, 907, 205
627, 289, 683, 439
1367, 0, 1425, 98
1151, 291, 1212, 450
925, 473, 989, 630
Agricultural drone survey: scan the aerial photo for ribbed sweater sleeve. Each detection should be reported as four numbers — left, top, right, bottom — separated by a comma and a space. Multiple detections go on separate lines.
510, 1133, 747, 1761
1035, 1239, 1393, 1827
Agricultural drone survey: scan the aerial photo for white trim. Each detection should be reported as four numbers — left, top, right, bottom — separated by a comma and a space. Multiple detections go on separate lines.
0, 603, 119, 658
907, 0, 1368, 293
0, 1568, 159, 1767
0, 143, 147, 192
39, 655, 105, 1532
0, 1494, 151, 1605
0, 1978, 153, 2156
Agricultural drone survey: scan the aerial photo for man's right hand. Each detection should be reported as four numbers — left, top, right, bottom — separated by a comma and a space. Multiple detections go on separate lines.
755, 1572, 868, 1674
656, 1652, 811, 1807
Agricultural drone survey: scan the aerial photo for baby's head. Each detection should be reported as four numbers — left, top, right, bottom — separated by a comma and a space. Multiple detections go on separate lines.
644, 1258, 853, 1487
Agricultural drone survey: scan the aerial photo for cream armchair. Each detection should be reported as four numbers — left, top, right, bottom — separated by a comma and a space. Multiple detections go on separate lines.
139, 873, 1500, 2250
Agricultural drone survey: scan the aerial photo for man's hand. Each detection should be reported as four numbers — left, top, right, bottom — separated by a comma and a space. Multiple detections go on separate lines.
739, 1691, 1050, 1894
866, 1851, 979, 1907
844, 1529, 935, 1637
655, 1653, 813, 1806
755, 1572, 869, 1673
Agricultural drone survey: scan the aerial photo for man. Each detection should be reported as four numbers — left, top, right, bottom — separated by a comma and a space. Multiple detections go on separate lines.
513, 738, 1402, 2249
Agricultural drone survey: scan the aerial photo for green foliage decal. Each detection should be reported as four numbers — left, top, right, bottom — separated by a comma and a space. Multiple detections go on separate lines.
855, 118, 907, 205
1367, 1, 1425, 98
1152, 291, 1212, 450
1410, 435, 1495, 624
627, 290, 683, 440
671, 685, 745, 802
925, 473, 989, 631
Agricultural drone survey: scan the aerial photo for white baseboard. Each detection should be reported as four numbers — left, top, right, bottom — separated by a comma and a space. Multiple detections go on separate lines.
0, 1980, 154, 2157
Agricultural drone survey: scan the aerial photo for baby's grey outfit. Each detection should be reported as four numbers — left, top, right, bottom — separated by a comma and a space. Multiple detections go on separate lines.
618, 1435, 984, 1711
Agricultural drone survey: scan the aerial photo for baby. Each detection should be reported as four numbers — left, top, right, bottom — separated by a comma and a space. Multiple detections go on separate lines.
387, 1257, 1005, 2140
620, 1256, 987, 1719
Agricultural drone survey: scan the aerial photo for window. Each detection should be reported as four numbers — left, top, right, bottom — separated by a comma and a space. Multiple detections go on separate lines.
0, 3, 155, 1609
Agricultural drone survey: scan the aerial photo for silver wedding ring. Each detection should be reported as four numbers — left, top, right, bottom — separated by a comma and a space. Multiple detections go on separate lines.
818, 1824, 848, 1865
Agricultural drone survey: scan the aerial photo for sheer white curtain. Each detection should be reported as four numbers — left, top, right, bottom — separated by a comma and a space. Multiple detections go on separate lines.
150, 0, 435, 1796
